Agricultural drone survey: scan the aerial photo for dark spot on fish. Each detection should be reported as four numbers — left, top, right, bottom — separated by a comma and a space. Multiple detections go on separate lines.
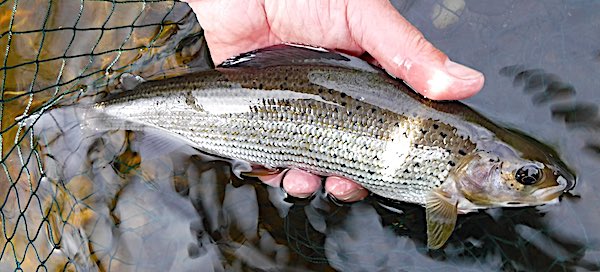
356, 105, 362, 110
433, 124, 439, 129
328, 89, 334, 94
340, 93, 347, 98
414, 162, 420, 168
448, 161, 456, 167
403, 169, 410, 173
378, 118, 384, 124
258, 83, 264, 89
371, 108, 377, 113
367, 170, 375, 175
341, 102, 347, 107
420, 129, 428, 134
184, 91, 203, 112
439, 132, 447, 138
414, 144, 419, 148
458, 149, 467, 156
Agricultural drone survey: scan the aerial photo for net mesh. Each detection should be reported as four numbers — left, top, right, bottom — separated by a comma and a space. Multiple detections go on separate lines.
2, 1, 597, 271
0, 1, 207, 270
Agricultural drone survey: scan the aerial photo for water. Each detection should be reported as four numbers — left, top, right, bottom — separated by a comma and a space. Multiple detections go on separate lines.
1, 0, 600, 271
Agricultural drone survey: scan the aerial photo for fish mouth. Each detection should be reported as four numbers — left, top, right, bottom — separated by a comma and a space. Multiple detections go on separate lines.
496, 184, 566, 208
547, 157, 576, 192
530, 175, 572, 203
558, 172, 576, 192
499, 175, 574, 208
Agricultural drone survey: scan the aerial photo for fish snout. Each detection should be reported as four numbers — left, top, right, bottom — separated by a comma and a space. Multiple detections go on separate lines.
557, 171, 576, 192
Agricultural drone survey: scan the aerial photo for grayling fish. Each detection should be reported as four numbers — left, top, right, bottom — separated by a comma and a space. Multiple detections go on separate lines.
93, 44, 575, 249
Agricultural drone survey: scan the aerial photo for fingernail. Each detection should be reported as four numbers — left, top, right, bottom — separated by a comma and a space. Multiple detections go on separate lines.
325, 177, 368, 202
282, 169, 321, 198
337, 189, 368, 202
258, 170, 287, 187
445, 59, 483, 80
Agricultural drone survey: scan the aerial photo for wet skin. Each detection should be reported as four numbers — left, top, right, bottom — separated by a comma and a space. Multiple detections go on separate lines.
184, 0, 485, 201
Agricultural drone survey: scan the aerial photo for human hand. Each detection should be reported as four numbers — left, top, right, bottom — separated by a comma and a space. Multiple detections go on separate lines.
185, 0, 485, 201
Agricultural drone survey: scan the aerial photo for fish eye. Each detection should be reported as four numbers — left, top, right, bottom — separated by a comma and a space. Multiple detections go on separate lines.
515, 165, 542, 185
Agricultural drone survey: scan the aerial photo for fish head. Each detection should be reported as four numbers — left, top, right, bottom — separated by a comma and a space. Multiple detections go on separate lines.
453, 148, 575, 210
425, 149, 574, 249
426, 130, 575, 249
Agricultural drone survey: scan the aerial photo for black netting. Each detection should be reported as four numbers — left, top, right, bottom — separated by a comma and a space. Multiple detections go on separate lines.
0, 1, 209, 270
2, 1, 599, 271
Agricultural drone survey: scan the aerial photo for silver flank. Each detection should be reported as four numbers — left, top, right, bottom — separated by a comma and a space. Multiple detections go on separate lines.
98, 87, 456, 205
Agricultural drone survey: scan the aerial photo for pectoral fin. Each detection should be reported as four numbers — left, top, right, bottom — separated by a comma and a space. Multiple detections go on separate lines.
426, 189, 458, 249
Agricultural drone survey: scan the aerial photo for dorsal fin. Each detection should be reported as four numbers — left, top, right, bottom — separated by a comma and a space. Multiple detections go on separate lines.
218, 43, 378, 73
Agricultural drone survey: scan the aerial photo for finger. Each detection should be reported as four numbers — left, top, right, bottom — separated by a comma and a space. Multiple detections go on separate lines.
281, 169, 322, 198
257, 169, 288, 187
359, 52, 382, 68
186, 0, 273, 64
348, 0, 484, 100
324, 176, 368, 202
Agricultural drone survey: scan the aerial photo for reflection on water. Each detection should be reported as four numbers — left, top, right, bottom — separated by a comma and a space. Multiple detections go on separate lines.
2, 0, 600, 271
515, 67, 595, 123
584, 144, 600, 162
0, 1, 210, 270
30, 106, 341, 270
500, 65, 600, 163
283, 194, 598, 271
551, 103, 599, 126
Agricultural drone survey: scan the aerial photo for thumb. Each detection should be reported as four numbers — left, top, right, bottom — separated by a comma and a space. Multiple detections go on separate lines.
348, 0, 484, 100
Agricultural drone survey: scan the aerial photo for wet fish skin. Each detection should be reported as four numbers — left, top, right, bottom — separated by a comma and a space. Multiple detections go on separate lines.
95, 45, 574, 249
98, 66, 472, 203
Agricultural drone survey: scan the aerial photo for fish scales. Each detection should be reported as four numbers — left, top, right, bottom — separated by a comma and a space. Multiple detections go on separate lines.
98, 66, 475, 205
93, 45, 574, 249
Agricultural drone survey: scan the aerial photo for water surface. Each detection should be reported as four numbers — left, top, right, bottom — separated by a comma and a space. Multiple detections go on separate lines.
1, 0, 599, 271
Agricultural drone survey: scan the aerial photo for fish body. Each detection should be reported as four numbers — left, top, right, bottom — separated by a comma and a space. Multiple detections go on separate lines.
95, 45, 574, 248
